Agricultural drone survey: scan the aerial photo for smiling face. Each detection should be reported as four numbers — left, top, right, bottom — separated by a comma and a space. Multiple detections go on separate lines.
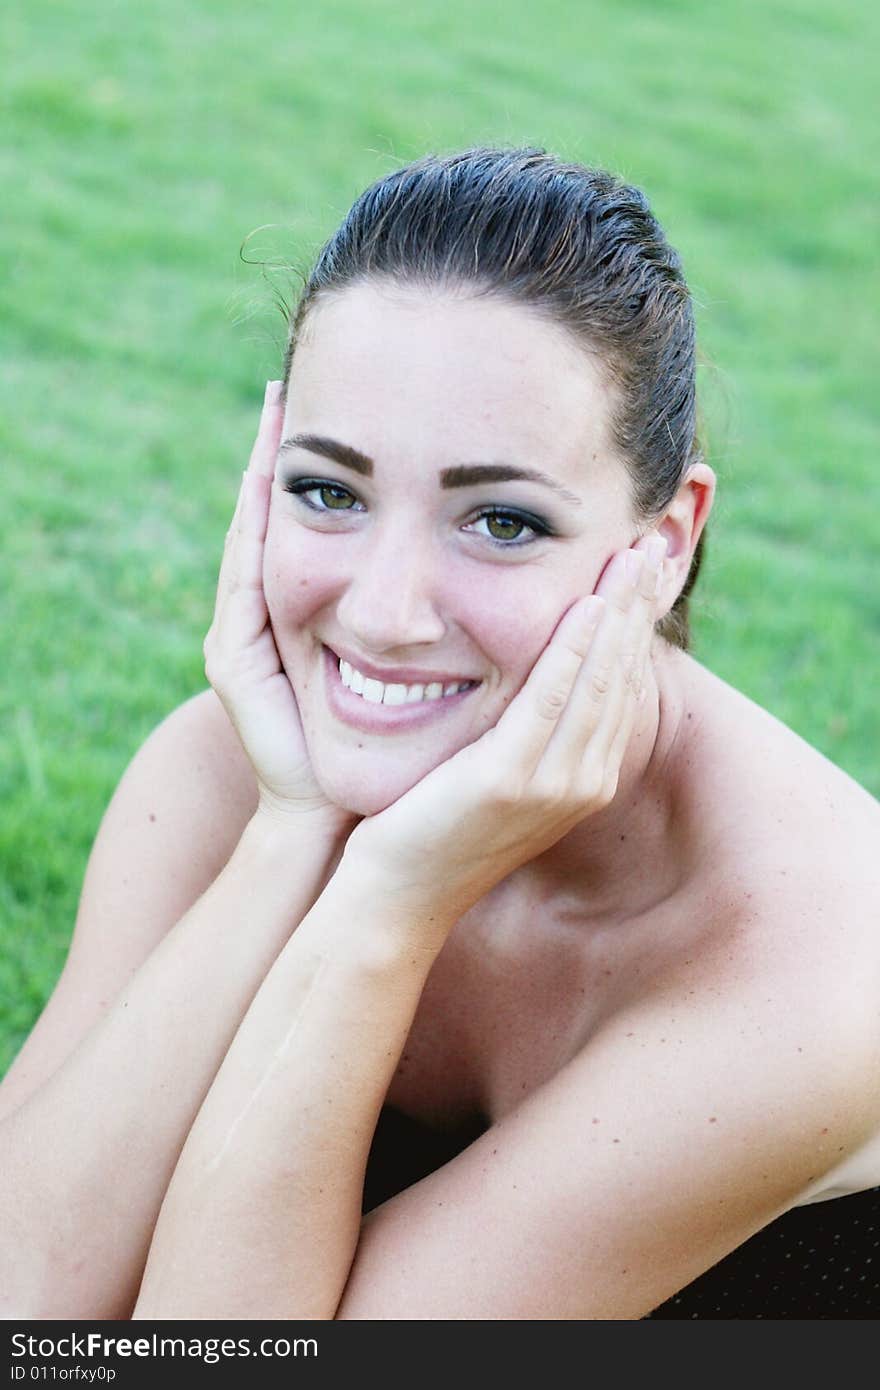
263, 279, 640, 815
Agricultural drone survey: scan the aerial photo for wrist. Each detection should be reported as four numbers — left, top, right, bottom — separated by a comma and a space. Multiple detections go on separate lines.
254, 788, 357, 844
242, 801, 352, 889
336, 829, 461, 951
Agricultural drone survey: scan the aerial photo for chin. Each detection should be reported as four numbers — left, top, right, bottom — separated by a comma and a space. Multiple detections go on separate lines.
294, 668, 498, 818
308, 751, 436, 818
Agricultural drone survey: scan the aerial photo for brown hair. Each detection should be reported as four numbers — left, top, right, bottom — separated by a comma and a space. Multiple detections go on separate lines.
278, 146, 707, 649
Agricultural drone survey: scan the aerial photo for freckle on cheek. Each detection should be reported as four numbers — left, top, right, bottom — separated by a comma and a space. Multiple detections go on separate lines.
298, 579, 309, 587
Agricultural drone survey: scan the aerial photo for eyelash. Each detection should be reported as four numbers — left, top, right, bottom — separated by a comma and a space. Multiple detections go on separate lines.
281, 477, 554, 548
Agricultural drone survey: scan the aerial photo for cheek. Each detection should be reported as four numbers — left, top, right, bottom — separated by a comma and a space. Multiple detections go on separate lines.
460, 565, 585, 692
470, 541, 609, 713
263, 518, 341, 628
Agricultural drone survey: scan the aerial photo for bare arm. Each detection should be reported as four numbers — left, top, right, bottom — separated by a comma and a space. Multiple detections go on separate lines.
0, 382, 356, 1319
133, 849, 438, 1321
129, 534, 660, 1319
333, 934, 878, 1319
0, 804, 344, 1320
135, 850, 878, 1321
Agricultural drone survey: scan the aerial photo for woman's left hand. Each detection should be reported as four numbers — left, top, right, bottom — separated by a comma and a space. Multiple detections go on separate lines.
343, 531, 668, 932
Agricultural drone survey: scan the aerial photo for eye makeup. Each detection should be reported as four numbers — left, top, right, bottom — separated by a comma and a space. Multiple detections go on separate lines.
281, 473, 558, 549
282, 477, 363, 511
464, 507, 555, 547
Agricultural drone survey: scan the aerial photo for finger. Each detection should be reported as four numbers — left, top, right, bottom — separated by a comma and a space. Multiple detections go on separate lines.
602, 536, 665, 769
249, 380, 285, 480
211, 385, 283, 621
539, 534, 663, 778
234, 466, 272, 592
210, 467, 270, 644
212, 469, 250, 619
573, 533, 665, 773
205, 394, 284, 690
219, 386, 283, 602
536, 550, 637, 773
488, 594, 606, 777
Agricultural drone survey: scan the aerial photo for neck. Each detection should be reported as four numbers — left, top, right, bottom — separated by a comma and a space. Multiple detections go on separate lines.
501, 637, 690, 922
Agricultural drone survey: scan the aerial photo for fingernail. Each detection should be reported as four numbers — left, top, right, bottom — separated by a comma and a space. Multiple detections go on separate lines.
647, 533, 668, 563
625, 550, 645, 584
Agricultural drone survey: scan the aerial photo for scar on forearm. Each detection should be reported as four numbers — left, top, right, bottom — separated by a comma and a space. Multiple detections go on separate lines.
204, 955, 330, 1173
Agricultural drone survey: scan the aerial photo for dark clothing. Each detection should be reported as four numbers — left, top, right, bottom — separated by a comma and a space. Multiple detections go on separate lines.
647, 1183, 880, 1318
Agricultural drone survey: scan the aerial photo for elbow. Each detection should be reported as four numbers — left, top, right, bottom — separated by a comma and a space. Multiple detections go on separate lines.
0, 1256, 140, 1322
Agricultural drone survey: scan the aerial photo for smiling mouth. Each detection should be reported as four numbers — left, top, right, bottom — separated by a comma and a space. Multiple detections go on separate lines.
336, 654, 479, 707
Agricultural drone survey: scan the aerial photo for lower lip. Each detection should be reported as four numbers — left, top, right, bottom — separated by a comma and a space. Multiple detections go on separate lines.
322, 646, 480, 734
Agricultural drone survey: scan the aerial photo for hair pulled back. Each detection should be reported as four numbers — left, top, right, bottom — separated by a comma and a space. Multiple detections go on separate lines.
280, 146, 707, 650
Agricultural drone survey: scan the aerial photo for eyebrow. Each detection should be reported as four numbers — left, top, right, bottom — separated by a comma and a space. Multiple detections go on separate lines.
278, 433, 584, 507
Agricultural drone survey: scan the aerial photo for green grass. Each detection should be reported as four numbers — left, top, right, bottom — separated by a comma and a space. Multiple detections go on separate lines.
2, 0, 878, 1074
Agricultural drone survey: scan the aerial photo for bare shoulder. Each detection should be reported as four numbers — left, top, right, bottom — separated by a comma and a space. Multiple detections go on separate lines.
73, 686, 259, 966
659, 653, 880, 1169
0, 689, 257, 1118
669, 652, 879, 994
676, 652, 880, 922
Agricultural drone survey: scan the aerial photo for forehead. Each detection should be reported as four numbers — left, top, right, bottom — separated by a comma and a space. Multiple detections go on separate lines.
287, 281, 618, 480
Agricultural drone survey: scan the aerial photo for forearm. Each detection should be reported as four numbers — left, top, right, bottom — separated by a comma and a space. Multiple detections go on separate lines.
0, 810, 342, 1320
133, 855, 445, 1321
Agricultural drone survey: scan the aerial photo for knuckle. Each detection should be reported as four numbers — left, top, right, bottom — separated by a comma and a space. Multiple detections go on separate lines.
532, 772, 572, 810
484, 768, 526, 809
621, 652, 642, 689
588, 665, 612, 703
535, 684, 569, 722
560, 633, 590, 664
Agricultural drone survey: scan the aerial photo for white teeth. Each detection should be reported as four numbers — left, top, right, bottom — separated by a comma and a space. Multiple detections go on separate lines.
362, 678, 384, 704
337, 655, 474, 707
382, 683, 408, 706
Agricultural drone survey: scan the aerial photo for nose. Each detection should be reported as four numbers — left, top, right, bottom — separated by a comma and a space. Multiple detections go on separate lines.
334, 524, 447, 654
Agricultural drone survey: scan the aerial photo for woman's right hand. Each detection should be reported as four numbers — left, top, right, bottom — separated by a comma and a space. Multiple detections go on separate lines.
203, 381, 359, 842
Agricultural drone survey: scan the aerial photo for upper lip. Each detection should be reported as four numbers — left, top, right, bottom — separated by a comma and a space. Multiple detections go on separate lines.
326, 644, 480, 687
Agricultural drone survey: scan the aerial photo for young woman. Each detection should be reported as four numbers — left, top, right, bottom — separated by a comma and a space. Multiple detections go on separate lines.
2, 147, 878, 1321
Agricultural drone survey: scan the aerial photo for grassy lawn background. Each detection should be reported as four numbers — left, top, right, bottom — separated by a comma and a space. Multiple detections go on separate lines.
2, 0, 877, 1074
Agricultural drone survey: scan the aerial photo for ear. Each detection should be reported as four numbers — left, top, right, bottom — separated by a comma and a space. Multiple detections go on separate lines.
654, 463, 716, 617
